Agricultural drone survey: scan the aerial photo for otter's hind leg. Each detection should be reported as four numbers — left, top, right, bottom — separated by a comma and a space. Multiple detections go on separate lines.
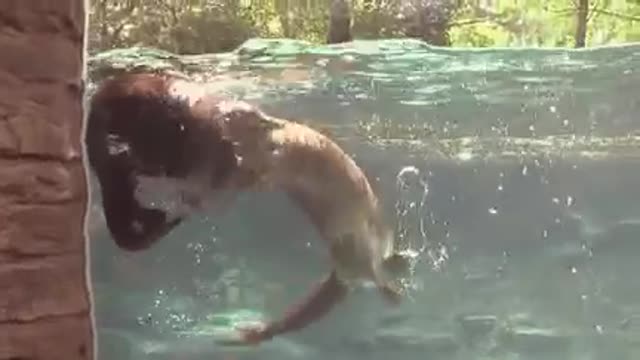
225, 270, 349, 345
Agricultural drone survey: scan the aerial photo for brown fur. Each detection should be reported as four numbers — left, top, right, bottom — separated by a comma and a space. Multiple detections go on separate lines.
214, 104, 403, 292
85, 73, 237, 250
85, 72, 409, 345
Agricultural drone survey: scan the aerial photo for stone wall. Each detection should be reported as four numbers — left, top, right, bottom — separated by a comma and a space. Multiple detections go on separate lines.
0, 1, 93, 359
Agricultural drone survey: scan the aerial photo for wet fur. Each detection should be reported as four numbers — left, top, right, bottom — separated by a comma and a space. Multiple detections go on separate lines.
85, 73, 237, 250
85, 72, 409, 343
217, 108, 407, 295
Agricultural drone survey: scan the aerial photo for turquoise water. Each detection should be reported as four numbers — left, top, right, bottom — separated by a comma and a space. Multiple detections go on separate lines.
90, 39, 640, 359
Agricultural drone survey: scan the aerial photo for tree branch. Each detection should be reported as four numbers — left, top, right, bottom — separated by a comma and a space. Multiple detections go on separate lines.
590, 8, 640, 21
452, 6, 524, 32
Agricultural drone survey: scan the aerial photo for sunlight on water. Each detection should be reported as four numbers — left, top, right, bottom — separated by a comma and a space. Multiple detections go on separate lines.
90, 39, 640, 360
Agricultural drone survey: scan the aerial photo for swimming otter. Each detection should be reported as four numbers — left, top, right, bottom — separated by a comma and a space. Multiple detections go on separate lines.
85, 72, 411, 345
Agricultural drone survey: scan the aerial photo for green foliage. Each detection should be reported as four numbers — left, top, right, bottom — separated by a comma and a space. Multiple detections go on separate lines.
351, 1, 413, 39
449, 22, 511, 47
449, 0, 640, 47
89, 0, 257, 54
89, 0, 640, 53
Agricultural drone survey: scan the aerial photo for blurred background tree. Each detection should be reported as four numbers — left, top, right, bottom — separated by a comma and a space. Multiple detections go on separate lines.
89, 0, 640, 54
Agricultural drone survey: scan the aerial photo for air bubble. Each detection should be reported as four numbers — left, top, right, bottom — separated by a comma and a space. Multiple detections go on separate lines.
595, 325, 604, 334
396, 165, 421, 189
566, 196, 574, 207
137, 314, 153, 326
488, 207, 498, 215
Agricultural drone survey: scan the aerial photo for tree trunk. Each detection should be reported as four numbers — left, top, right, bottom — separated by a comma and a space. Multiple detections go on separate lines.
277, 0, 292, 38
0, 1, 93, 360
327, 0, 353, 44
575, 0, 589, 48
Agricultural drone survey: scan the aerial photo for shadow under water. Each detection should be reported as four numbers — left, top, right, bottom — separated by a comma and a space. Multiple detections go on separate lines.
89, 39, 640, 360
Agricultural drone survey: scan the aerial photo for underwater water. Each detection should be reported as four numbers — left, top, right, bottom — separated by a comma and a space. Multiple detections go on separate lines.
89, 39, 640, 360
